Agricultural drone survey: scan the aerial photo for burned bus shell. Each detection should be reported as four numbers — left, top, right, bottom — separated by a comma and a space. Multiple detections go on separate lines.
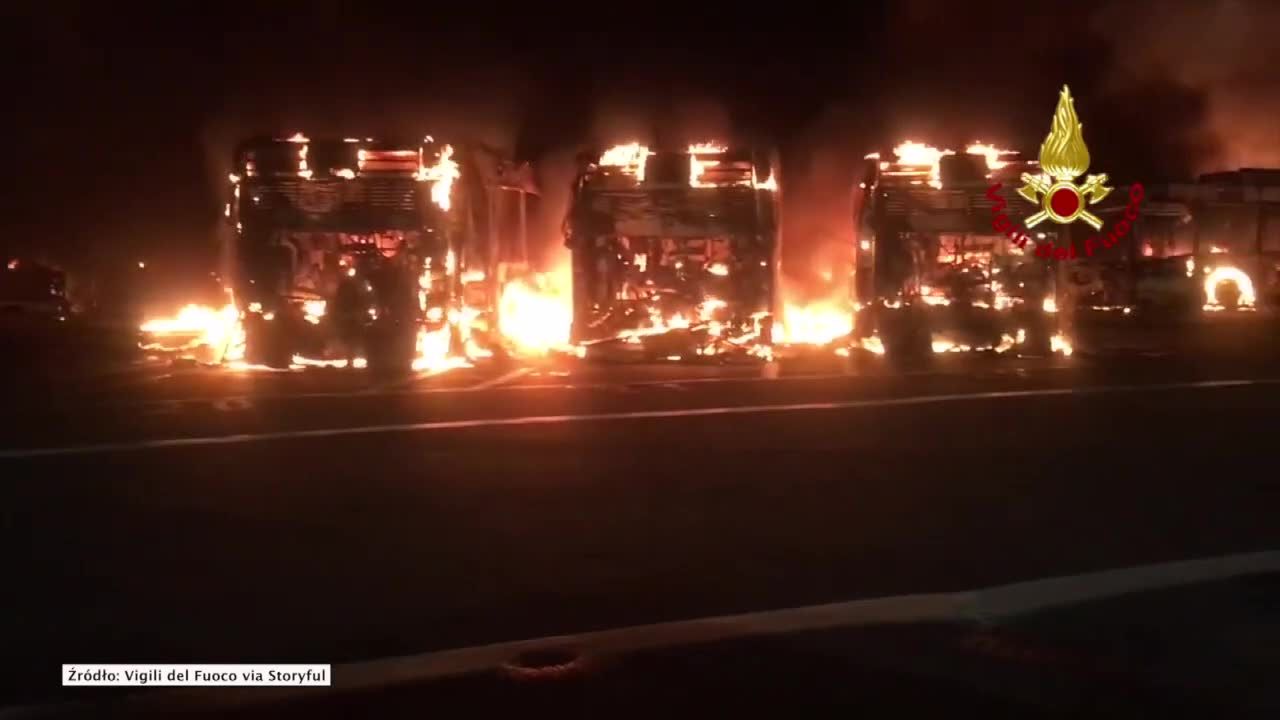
565, 146, 780, 359
227, 136, 535, 368
1073, 168, 1280, 316
854, 152, 1064, 358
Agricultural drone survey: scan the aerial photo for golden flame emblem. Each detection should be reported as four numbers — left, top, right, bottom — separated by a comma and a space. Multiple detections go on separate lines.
1017, 85, 1111, 230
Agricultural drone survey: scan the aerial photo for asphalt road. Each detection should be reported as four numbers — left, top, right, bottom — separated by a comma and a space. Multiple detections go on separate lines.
4, 336, 1280, 706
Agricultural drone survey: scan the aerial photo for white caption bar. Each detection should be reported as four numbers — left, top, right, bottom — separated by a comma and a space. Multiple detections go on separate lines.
62, 664, 330, 687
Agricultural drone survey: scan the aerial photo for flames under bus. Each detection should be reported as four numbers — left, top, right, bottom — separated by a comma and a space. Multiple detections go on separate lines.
854, 150, 1063, 359
226, 135, 536, 369
564, 144, 780, 360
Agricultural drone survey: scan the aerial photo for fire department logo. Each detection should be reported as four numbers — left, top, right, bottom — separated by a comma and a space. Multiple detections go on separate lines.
1017, 85, 1111, 230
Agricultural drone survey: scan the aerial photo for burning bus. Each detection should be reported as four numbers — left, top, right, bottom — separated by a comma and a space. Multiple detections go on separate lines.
225, 134, 536, 370
1073, 168, 1280, 316
853, 142, 1066, 358
564, 143, 780, 360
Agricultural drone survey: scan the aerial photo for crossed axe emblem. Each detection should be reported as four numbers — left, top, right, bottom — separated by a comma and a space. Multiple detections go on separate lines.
1017, 172, 1112, 230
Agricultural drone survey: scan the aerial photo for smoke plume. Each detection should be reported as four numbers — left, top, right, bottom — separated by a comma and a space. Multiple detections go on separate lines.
1092, 0, 1280, 173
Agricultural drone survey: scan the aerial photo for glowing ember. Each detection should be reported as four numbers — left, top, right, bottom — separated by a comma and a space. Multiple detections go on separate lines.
1203, 266, 1256, 310
498, 266, 573, 355
707, 262, 729, 276
599, 143, 653, 182
753, 171, 778, 191
418, 144, 461, 211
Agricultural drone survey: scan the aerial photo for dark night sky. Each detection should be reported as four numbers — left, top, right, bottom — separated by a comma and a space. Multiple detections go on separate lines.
4, 0, 1273, 278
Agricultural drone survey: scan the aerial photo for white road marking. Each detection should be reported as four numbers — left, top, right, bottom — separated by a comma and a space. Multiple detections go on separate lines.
0, 378, 1268, 459
10, 550, 1275, 716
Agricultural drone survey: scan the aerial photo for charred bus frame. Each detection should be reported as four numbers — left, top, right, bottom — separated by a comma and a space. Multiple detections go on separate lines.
564, 145, 781, 359
226, 135, 536, 368
854, 151, 1065, 358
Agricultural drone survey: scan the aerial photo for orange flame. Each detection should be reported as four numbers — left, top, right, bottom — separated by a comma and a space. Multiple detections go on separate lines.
965, 142, 1017, 170
599, 143, 652, 182
774, 301, 854, 345
498, 265, 573, 355
139, 300, 244, 364
418, 144, 460, 211
892, 141, 952, 189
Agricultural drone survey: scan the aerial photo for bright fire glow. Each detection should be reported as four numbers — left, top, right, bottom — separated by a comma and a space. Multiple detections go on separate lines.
698, 297, 728, 321
498, 266, 573, 355
1051, 333, 1073, 356
302, 299, 326, 324
617, 307, 699, 344
688, 142, 727, 155
689, 155, 720, 187
966, 143, 1017, 170
419, 144, 461, 211
775, 302, 853, 345
412, 324, 466, 374
139, 302, 244, 363
893, 141, 953, 189
1203, 266, 1256, 310
290, 355, 368, 370
599, 143, 653, 182
688, 143, 729, 188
